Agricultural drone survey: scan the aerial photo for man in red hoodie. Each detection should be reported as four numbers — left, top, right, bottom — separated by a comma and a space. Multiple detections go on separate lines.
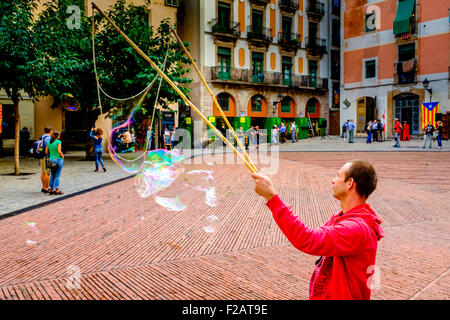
251, 160, 384, 300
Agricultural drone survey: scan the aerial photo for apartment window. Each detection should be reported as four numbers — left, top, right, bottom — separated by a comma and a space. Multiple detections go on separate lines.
165, 0, 180, 8
218, 47, 231, 80
398, 43, 415, 61
217, 93, 230, 112
364, 59, 376, 79
281, 16, 292, 41
218, 2, 231, 29
308, 60, 318, 87
282, 56, 292, 86
252, 52, 264, 83
252, 9, 263, 34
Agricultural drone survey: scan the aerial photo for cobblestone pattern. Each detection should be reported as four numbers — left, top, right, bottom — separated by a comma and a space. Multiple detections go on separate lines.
0, 152, 448, 300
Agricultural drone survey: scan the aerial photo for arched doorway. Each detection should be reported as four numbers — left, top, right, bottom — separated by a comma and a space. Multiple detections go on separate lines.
356, 97, 376, 133
278, 96, 295, 118
248, 94, 267, 128
394, 93, 419, 135
305, 97, 321, 136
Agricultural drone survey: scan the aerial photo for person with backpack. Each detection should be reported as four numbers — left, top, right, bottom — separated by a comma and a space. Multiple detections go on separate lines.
45, 130, 65, 195
90, 128, 106, 172
35, 126, 52, 193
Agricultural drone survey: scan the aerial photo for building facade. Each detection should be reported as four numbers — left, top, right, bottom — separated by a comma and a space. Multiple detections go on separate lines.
340, 0, 449, 138
178, 0, 332, 145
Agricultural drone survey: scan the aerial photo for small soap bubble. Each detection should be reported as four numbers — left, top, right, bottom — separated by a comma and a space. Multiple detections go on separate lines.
203, 215, 219, 233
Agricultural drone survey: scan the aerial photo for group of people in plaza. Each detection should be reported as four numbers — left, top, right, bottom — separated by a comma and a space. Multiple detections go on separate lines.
234, 122, 299, 150
364, 119, 385, 144
393, 118, 443, 149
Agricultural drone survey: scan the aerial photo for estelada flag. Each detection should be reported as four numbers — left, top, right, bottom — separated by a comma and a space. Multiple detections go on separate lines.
421, 102, 439, 129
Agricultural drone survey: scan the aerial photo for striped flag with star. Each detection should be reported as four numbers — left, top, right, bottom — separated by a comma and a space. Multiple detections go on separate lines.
421, 102, 439, 129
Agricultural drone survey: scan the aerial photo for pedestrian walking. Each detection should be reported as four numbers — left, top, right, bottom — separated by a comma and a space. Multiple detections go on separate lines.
271, 125, 279, 145
348, 120, 355, 143
45, 130, 64, 195
251, 160, 383, 300
436, 121, 443, 150
366, 121, 373, 143
279, 123, 286, 143
90, 128, 106, 172
401, 121, 410, 141
237, 126, 245, 147
422, 122, 434, 149
342, 120, 348, 141
291, 122, 296, 143
393, 118, 402, 148
38, 126, 52, 193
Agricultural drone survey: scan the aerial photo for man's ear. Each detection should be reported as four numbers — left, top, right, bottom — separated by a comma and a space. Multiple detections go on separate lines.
347, 177, 355, 190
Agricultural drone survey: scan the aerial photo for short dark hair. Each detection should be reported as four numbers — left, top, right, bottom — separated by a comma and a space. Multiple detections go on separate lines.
344, 160, 377, 199
44, 126, 52, 133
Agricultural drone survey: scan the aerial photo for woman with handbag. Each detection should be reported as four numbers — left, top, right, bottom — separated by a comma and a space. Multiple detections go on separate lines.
45, 130, 65, 195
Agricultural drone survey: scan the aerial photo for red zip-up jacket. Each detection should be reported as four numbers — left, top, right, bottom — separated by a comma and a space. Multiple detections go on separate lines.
267, 195, 384, 300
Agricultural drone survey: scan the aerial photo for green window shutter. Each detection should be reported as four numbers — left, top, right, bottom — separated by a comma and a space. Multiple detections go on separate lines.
218, 47, 231, 56
393, 0, 415, 35
307, 99, 316, 114
281, 98, 291, 113
252, 52, 263, 60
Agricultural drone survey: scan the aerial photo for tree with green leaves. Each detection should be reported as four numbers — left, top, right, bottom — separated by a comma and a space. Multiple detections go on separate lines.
34, 0, 192, 154
0, 1, 39, 175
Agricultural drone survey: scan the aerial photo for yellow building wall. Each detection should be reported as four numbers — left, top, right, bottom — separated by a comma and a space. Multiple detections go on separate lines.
34, 96, 63, 140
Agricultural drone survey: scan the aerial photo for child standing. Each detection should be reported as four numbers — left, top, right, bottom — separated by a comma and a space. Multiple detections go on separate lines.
90, 128, 106, 172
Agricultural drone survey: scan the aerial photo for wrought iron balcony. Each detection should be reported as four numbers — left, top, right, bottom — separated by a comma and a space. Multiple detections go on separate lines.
277, 32, 302, 50
249, 0, 271, 6
305, 37, 327, 56
247, 26, 273, 46
279, 0, 299, 13
306, 1, 325, 20
292, 75, 328, 89
210, 19, 241, 41
208, 67, 328, 90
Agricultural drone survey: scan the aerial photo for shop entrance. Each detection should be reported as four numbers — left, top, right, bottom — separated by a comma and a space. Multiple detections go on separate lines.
394, 94, 419, 135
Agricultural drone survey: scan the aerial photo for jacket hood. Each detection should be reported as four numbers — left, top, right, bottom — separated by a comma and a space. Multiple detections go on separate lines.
337, 203, 384, 241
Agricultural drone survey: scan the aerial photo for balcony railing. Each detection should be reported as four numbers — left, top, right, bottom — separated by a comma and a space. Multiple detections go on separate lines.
249, 0, 271, 6
210, 19, 241, 39
279, 0, 299, 13
208, 67, 328, 90
306, 1, 325, 20
277, 32, 302, 50
247, 26, 273, 45
395, 59, 416, 84
306, 37, 327, 55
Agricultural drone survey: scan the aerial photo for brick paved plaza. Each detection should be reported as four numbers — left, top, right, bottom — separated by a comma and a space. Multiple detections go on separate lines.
0, 151, 449, 300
